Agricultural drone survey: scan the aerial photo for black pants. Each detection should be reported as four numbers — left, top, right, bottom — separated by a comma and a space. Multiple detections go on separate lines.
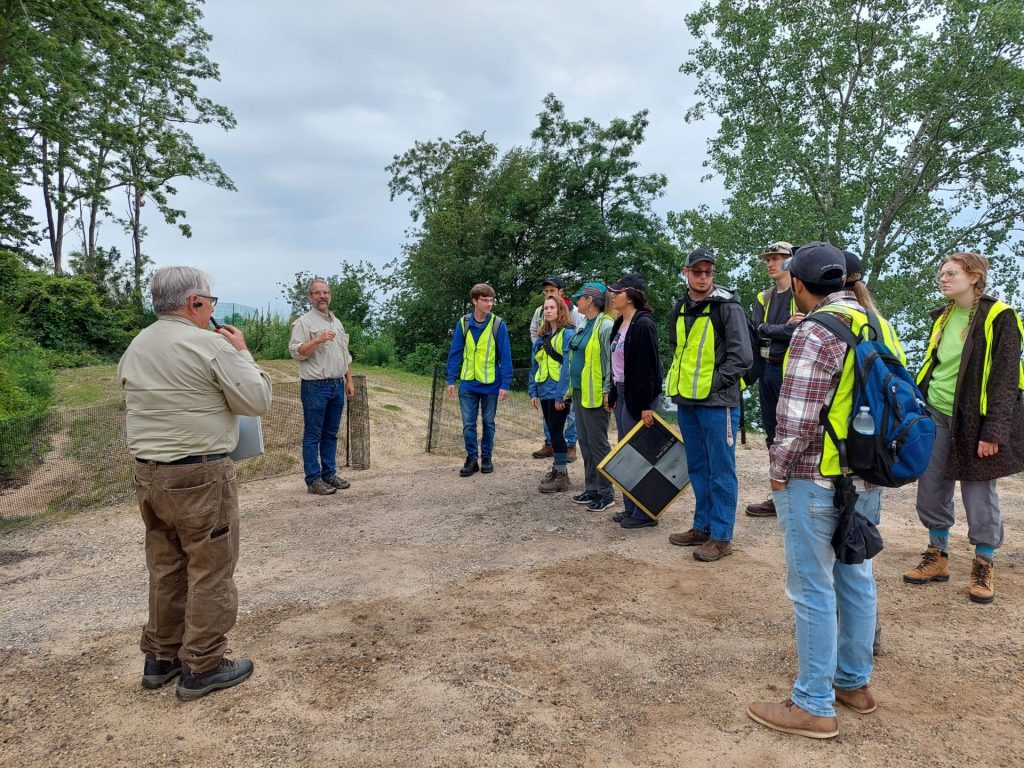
541, 399, 570, 456
758, 361, 784, 447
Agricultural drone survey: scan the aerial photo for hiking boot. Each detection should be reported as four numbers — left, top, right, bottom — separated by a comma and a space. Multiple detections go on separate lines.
176, 658, 254, 702
668, 528, 710, 547
694, 539, 733, 562
587, 497, 615, 513
572, 490, 596, 505
611, 511, 627, 523
835, 685, 876, 714
969, 557, 995, 604
142, 653, 181, 690
747, 698, 839, 739
307, 478, 336, 495
480, 457, 494, 474
459, 458, 479, 477
324, 475, 350, 490
539, 469, 569, 493
566, 445, 577, 463
745, 497, 776, 517
903, 546, 949, 584
532, 444, 553, 459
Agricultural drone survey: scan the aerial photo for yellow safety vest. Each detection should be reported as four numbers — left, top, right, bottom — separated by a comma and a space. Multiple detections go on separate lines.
534, 328, 567, 383
784, 304, 906, 477
916, 301, 1024, 416
578, 314, 613, 408
460, 314, 498, 384
757, 287, 796, 320
665, 305, 716, 400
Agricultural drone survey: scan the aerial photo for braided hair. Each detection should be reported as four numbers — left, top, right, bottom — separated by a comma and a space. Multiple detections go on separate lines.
937, 252, 988, 342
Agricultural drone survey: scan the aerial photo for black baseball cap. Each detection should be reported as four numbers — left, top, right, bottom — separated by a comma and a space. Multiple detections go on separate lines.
685, 248, 716, 267
607, 273, 647, 292
784, 242, 846, 292
542, 275, 564, 289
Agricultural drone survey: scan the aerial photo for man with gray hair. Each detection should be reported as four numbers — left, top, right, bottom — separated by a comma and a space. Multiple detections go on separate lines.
119, 266, 273, 700
289, 278, 356, 495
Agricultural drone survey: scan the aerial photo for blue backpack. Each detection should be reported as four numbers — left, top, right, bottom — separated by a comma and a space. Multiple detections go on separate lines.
807, 310, 936, 487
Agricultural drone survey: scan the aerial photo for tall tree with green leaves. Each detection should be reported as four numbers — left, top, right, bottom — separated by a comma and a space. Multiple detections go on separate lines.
676, 0, 1024, 354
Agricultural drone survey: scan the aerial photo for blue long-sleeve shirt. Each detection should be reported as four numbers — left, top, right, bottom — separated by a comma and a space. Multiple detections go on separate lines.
528, 327, 575, 401
446, 312, 513, 396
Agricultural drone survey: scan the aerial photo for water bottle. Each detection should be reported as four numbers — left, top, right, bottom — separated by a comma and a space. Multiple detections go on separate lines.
852, 406, 875, 436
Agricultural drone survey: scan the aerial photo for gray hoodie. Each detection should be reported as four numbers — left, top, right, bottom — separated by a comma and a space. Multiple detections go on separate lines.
667, 285, 753, 408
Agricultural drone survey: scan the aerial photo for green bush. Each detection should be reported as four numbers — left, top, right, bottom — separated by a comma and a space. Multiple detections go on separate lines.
0, 330, 54, 479
238, 311, 292, 360
401, 342, 446, 375
353, 329, 397, 367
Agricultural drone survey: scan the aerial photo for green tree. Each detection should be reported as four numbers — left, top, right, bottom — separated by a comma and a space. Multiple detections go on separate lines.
279, 261, 381, 329
677, 0, 1024, 356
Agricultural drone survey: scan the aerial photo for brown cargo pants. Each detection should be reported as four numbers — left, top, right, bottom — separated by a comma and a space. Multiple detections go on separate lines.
134, 457, 240, 675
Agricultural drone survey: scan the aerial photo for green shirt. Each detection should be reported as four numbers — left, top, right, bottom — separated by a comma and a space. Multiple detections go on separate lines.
927, 307, 970, 417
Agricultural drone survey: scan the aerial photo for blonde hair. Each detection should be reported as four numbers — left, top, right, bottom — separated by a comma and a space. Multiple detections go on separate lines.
846, 275, 878, 314
538, 295, 572, 336
935, 252, 988, 342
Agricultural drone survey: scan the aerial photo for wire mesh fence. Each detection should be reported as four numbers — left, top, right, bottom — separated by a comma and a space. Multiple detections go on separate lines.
0, 377, 370, 522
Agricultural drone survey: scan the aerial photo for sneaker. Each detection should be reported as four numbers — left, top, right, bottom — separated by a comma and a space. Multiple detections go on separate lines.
745, 497, 776, 517
324, 475, 351, 490
694, 539, 733, 562
587, 497, 615, 513
142, 653, 181, 689
620, 515, 657, 529
834, 685, 876, 714
532, 444, 553, 459
176, 658, 254, 701
566, 445, 577, 463
969, 557, 995, 604
572, 490, 596, 505
539, 469, 569, 493
307, 478, 336, 495
611, 511, 626, 523
747, 698, 839, 739
903, 546, 949, 584
668, 528, 710, 547
480, 457, 494, 474
459, 458, 480, 477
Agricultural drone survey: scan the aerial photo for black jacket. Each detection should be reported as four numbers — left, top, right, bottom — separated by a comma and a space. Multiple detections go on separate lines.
608, 309, 662, 420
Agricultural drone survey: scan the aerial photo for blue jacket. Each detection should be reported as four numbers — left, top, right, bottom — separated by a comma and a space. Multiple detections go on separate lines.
446, 312, 513, 396
528, 327, 575, 401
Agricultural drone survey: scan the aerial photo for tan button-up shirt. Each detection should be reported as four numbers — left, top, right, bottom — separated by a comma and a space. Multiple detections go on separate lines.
288, 309, 352, 380
118, 315, 273, 462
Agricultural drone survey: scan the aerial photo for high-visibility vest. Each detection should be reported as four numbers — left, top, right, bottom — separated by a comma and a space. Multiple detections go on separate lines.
784, 304, 906, 477
756, 287, 796, 320
665, 305, 716, 400
916, 301, 1024, 416
578, 314, 613, 408
534, 327, 567, 383
459, 313, 500, 384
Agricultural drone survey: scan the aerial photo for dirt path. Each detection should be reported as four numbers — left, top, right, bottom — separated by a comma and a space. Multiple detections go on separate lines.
1, 372, 1022, 767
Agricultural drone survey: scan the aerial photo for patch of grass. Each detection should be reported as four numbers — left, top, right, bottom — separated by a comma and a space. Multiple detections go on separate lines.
382, 404, 402, 412
53, 364, 119, 409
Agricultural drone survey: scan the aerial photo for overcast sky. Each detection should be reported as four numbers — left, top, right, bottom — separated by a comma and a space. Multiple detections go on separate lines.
119, 0, 721, 313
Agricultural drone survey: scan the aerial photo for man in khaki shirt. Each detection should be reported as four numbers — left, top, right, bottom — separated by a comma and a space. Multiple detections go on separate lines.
288, 278, 356, 495
119, 266, 272, 701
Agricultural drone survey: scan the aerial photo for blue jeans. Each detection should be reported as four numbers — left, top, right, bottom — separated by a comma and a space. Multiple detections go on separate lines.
459, 390, 498, 461
300, 379, 345, 486
543, 406, 577, 447
774, 479, 881, 717
676, 404, 739, 542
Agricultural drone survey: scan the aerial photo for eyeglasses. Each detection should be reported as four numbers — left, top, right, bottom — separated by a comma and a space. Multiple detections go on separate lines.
195, 294, 218, 307
475, 297, 495, 303
309, 290, 331, 297
686, 269, 714, 278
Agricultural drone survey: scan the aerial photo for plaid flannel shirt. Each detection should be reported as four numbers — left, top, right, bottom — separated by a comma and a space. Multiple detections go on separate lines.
769, 291, 863, 483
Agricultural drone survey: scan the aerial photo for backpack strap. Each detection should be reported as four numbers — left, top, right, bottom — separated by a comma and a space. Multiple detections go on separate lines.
803, 310, 860, 476
541, 328, 564, 363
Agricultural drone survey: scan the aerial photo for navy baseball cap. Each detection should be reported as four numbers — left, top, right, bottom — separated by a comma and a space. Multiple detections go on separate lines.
607, 273, 647, 292
784, 242, 846, 291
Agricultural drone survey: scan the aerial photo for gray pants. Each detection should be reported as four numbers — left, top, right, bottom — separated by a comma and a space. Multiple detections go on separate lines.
915, 410, 1004, 550
572, 390, 613, 500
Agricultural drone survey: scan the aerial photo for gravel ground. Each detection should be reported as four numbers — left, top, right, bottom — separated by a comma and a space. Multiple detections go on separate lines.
1, 369, 1022, 767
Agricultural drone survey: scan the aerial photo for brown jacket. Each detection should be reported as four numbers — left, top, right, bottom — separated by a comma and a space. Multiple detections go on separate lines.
918, 295, 1024, 481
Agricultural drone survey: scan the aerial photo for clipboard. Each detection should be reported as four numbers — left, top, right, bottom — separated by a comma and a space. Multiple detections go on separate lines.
597, 411, 690, 521
230, 416, 265, 461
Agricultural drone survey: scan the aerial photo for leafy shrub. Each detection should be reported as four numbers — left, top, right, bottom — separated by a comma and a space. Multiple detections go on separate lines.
0, 330, 54, 479
353, 330, 397, 367
238, 310, 292, 360
401, 342, 445, 375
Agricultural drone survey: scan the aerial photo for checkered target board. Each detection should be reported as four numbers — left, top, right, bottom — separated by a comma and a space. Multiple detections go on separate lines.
598, 412, 690, 521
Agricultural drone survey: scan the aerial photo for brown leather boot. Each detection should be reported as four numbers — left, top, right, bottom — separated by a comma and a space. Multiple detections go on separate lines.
834, 685, 876, 714
747, 698, 839, 739
539, 469, 569, 493
903, 546, 949, 584
969, 556, 994, 604
745, 496, 776, 517
566, 445, 577, 463
532, 443, 553, 459
668, 528, 710, 547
